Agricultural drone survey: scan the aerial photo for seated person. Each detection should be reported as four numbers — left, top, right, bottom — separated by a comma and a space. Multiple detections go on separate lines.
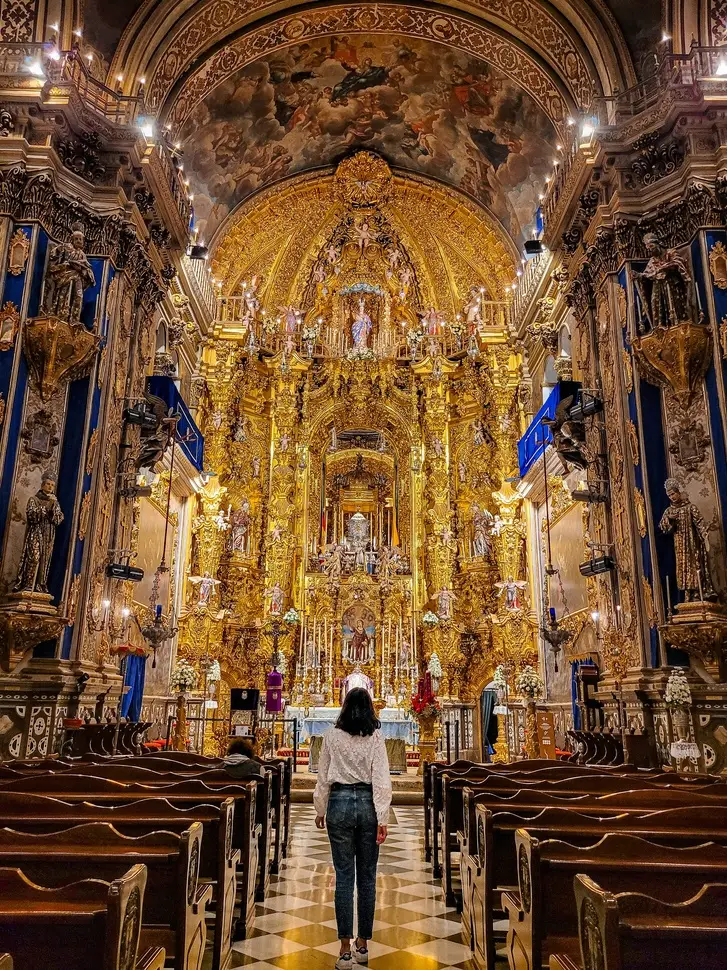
223, 737, 264, 779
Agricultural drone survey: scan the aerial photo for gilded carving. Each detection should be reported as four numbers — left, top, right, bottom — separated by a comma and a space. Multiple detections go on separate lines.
628, 420, 640, 465
709, 240, 727, 289
0, 300, 19, 352
7, 228, 29, 276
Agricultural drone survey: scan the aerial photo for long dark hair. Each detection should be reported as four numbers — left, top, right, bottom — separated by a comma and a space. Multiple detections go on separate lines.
335, 688, 380, 737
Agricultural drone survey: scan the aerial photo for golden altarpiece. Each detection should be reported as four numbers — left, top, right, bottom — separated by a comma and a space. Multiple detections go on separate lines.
176, 154, 536, 746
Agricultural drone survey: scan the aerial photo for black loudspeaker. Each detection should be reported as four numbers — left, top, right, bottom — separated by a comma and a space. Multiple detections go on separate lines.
231, 688, 260, 711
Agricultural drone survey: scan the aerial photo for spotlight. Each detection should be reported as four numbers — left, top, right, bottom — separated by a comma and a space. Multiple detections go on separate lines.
188, 244, 209, 260
579, 556, 615, 578
524, 239, 544, 256
106, 563, 145, 582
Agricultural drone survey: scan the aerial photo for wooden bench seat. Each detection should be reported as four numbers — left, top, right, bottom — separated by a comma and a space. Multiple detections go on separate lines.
0, 863, 165, 970
503, 831, 727, 970
0, 823, 212, 970
0, 790, 253, 956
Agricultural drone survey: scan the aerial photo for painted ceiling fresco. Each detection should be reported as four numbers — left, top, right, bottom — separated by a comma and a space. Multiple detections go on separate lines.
179, 35, 558, 247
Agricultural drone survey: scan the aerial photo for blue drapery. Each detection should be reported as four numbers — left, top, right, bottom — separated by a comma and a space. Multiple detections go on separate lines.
571, 659, 596, 730
480, 689, 497, 758
121, 654, 147, 721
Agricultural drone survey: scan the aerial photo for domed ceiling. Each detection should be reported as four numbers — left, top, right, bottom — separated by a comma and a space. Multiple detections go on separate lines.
180, 34, 559, 248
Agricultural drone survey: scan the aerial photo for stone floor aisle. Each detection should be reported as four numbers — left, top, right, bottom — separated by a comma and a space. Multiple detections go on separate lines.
231, 803, 475, 969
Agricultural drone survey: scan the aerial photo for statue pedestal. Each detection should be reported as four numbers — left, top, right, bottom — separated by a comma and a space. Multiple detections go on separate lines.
0, 594, 66, 674
661, 602, 727, 681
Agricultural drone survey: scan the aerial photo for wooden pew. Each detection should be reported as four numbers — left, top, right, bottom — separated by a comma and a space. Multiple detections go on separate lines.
463, 787, 727, 970
0, 863, 166, 970
430, 761, 671, 882
503, 831, 727, 970
34, 757, 285, 884
0, 771, 271, 900
466, 802, 727, 970
0, 788, 255, 948
444, 769, 726, 906
553, 876, 727, 970
0, 823, 211, 970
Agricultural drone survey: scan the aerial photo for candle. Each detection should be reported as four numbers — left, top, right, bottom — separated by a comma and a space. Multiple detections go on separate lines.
549, 606, 556, 622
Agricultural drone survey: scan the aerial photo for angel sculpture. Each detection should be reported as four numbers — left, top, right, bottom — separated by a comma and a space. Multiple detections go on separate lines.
134, 391, 177, 472
542, 394, 589, 471
495, 577, 528, 610
189, 571, 220, 606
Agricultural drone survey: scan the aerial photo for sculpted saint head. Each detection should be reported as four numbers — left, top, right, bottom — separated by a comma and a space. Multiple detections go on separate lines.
665, 477, 684, 503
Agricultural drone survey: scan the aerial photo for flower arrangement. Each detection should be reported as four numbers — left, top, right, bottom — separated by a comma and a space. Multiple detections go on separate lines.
205, 659, 221, 682
347, 346, 377, 362
665, 667, 692, 708
302, 325, 318, 343
170, 659, 198, 694
422, 610, 440, 628
427, 652, 443, 679
283, 607, 300, 626
516, 664, 545, 700
410, 675, 440, 718
492, 665, 508, 691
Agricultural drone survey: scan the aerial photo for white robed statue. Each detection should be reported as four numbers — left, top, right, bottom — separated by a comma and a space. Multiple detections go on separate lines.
351, 298, 372, 350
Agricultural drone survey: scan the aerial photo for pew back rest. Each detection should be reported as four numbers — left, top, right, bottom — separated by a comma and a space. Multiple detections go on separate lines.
0, 862, 147, 970
574, 875, 727, 970
519, 829, 727, 937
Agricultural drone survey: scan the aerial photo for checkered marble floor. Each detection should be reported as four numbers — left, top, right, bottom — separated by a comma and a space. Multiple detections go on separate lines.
230, 803, 476, 970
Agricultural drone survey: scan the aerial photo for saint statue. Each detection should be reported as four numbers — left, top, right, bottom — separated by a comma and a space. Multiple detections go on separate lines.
633, 233, 695, 331
323, 543, 343, 581
267, 582, 285, 616
464, 286, 483, 331
230, 501, 251, 554
472, 502, 494, 558
351, 298, 372, 350
349, 619, 371, 663
659, 478, 715, 601
41, 223, 96, 324
378, 544, 401, 581
437, 587, 457, 620
13, 475, 64, 595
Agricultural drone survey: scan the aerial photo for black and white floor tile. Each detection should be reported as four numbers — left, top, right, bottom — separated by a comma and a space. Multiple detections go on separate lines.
230, 804, 475, 970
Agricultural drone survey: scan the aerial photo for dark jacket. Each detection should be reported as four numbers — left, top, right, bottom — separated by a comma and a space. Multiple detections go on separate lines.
223, 754, 264, 779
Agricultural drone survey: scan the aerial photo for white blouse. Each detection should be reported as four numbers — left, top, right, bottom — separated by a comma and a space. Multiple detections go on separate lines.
313, 727, 393, 825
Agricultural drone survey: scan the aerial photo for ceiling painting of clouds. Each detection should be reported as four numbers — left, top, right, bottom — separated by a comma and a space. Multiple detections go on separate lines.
180, 35, 558, 246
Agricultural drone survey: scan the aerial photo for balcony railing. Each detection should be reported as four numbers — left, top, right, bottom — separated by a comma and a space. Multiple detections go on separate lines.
1, 44, 142, 125
215, 297, 510, 361
511, 249, 551, 329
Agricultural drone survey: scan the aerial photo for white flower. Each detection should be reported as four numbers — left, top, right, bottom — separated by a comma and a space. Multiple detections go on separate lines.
422, 610, 440, 628
205, 660, 221, 682
170, 659, 198, 693
665, 668, 691, 708
427, 652, 443, 678
283, 607, 300, 626
493, 665, 508, 690
516, 664, 545, 699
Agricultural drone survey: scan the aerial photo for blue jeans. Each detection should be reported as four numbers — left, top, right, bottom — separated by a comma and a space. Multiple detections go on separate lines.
326, 783, 380, 940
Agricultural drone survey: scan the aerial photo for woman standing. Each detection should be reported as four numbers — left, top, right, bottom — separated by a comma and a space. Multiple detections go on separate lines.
314, 688, 392, 968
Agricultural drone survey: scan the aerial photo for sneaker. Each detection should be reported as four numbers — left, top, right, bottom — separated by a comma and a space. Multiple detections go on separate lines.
353, 945, 369, 964
335, 953, 353, 969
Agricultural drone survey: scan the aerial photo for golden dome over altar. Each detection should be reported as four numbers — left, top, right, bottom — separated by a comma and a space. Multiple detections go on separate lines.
210, 153, 518, 324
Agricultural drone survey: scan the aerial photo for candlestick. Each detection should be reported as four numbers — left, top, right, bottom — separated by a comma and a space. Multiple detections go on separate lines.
697, 567, 704, 603
666, 576, 672, 617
